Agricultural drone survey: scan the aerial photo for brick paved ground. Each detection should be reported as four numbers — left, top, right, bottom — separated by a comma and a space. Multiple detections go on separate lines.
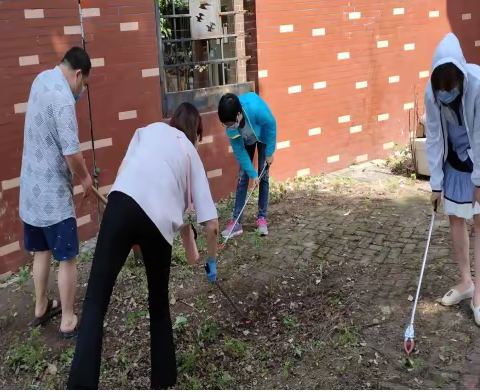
1, 161, 480, 389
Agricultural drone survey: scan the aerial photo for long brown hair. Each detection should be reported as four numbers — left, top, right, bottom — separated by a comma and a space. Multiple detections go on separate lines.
170, 103, 203, 145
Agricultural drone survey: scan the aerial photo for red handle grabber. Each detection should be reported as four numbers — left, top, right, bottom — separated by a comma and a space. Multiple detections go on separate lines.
404, 338, 415, 356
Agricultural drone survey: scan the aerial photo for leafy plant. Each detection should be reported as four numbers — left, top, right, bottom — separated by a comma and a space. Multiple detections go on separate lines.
337, 327, 359, 346
6, 327, 46, 376
283, 315, 300, 329
173, 315, 188, 331
198, 319, 218, 342
18, 266, 30, 284
224, 337, 246, 358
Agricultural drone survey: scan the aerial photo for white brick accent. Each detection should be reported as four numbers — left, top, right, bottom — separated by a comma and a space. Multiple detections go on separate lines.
19, 55, 39, 66
350, 125, 362, 134
64, 25, 82, 35
200, 135, 213, 144
476, 41, 480, 47
337, 52, 350, 60
349, 12, 361, 20
393, 8, 405, 15
288, 85, 302, 94
91, 58, 105, 68
404, 43, 415, 51
258, 70, 268, 78
98, 185, 112, 195
80, 138, 113, 152
312, 28, 325, 36
24, 9, 44, 19
120, 22, 139, 31
142, 68, 160, 78
82, 8, 101, 17
429, 10, 440, 18
314, 81, 327, 90
308, 127, 321, 136
118, 110, 137, 120
207, 169, 222, 179
356, 154, 368, 163
383, 142, 395, 149
279, 24, 294, 33
356, 81, 368, 89
377, 40, 389, 48
74, 185, 83, 195
0, 241, 20, 257
77, 215, 91, 227
327, 155, 340, 163
338, 115, 351, 124
297, 168, 310, 177
2, 177, 20, 191
404, 102, 414, 110
462, 13, 472, 20
419, 70, 430, 78
14, 102, 28, 114
228, 146, 233, 153
277, 141, 290, 149
389, 75, 400, 83
378, 113, 389, 121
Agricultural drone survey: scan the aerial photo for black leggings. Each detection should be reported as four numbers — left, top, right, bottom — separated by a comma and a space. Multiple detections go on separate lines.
67, 191, 176, 390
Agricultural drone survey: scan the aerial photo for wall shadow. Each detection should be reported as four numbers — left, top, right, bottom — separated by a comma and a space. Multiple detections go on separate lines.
446, 0, 480, 64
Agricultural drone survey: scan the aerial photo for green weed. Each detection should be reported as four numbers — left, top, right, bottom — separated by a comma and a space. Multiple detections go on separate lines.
6, 327, 45, 376
224, 337, 246, 358
198, 319, 218, 342
282, 315, 300, 329
337, 327, 359, 346
18, 266, 30, 284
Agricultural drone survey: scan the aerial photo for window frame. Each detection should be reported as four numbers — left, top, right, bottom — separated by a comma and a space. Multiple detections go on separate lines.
154, 0, 253, 117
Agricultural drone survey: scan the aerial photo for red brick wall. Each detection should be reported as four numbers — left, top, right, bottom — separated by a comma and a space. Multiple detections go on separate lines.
0, 0, 164, 274
255, 0, 480, 181
1, 0, 479, 274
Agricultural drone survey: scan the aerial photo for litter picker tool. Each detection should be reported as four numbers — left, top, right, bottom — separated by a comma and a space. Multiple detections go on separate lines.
403, 200, 437, 355
219, 163, 269, 250
214, 280, 248, 320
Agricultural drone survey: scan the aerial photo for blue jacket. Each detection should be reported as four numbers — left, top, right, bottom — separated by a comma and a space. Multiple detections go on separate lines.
225, 92, 277, 179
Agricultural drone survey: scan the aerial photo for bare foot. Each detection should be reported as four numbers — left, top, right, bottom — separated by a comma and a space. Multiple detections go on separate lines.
60, 314, 78, 333
35, 297, 59, 318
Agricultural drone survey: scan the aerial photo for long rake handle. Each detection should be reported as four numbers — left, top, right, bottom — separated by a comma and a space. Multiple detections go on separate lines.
91, 186, 108, 205
221, 164, 268, 248
408, 208, 436, 327
215, 281, 246, 319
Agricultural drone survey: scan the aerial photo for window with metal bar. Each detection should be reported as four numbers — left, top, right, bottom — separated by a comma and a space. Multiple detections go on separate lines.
158, 0, 238, 93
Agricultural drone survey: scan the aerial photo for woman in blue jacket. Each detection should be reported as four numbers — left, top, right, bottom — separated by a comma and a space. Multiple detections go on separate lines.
218, 92, 276, 237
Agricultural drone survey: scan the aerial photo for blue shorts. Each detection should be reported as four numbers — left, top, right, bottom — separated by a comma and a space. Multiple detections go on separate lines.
23, 218, 79, 261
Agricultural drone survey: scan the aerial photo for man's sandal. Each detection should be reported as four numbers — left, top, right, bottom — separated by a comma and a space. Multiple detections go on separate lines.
32, 298, 62, 327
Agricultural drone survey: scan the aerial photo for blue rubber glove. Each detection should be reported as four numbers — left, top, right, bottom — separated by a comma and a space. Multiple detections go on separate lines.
205, 257, 217, 282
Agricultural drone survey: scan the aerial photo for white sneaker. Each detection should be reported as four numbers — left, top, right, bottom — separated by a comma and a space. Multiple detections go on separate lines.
470, 300, 480, 327
441, 284, 474, 306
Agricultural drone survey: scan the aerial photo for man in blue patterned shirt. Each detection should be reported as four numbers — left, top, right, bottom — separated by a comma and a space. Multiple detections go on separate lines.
19, 47, 92, 338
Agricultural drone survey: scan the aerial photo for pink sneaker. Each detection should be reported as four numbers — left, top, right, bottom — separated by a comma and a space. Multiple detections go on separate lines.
257, 217, 268, 236
221, 220, 243, 239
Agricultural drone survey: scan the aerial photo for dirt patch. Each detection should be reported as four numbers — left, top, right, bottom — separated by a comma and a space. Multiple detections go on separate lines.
1, 163, 479, 389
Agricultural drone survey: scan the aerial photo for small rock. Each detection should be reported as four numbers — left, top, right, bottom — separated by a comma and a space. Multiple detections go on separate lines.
408, 295, 414, 302
243, 330, 250, 336
372, 318, 380, 325
360, 342, 367, 347
288, 338, 294, 343
47, 363, 57, 375
380, 305, 391, 315
315, 279, 321, 285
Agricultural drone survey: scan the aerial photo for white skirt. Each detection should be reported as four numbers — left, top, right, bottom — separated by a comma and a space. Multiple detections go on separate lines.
444, 199, 480, 219
444, 161, 480, 219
